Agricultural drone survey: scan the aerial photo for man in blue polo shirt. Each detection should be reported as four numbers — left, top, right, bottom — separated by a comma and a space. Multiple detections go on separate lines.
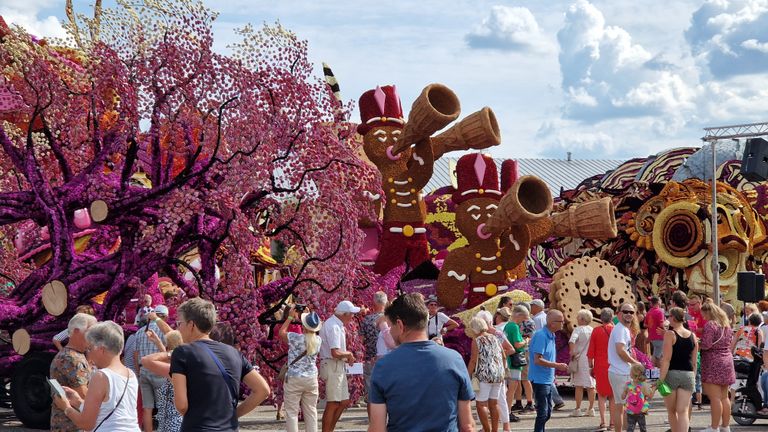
528, 310, 569, 432
369, 293, 476, 432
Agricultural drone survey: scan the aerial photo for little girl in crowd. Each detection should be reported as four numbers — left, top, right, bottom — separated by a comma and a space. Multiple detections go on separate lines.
622, 363, 656, 432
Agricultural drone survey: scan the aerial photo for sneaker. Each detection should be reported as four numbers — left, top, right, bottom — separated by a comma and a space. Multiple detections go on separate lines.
719, 427, 731, 432
511, 401, 524, 412
570, 408, 583, 417
524, 402, 535, 412
509, 412, 520, 423
586, 408, 595, 417
553, 402, 566, 411
700, 428, 718, 432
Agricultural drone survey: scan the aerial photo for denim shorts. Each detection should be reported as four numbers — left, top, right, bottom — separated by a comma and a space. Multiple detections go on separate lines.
666, 370, 695, 393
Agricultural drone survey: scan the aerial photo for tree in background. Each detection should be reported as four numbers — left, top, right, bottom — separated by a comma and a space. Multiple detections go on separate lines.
0, 0, 381, 390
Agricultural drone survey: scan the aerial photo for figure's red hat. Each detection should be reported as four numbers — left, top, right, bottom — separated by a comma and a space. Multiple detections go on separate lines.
357, 85, 404, 136
500, 159, 519, 193
452, 153, 502, 205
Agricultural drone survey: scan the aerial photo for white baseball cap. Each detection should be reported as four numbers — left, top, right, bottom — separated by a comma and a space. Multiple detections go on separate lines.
335, 300, 361, 314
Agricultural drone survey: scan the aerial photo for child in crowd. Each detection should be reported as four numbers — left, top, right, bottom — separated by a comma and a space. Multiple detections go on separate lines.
621, 363, 655, 432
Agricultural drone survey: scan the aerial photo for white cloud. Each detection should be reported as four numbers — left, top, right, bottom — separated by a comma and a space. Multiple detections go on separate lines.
465, 5, 549, 52
685, 0, 768, 78
741, 38, 768, 53
1, 0, 66, 39
556, 0, 697, 127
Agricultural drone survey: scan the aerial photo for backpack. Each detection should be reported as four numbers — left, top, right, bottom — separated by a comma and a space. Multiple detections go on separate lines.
625, 382, 649, 415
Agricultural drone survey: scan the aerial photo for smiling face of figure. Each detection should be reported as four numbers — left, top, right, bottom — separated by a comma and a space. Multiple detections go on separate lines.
362, 125, 409, 170
455, 197, 499, 243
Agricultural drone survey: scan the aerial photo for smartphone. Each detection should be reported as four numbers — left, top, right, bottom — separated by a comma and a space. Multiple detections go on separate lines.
47, 378, 66, 399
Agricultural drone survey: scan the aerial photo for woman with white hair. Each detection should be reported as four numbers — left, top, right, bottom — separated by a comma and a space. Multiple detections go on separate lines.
568, 309, 596, 417
279, 306, 323, 432
468, 315, 505, 432
53, 321, 140, 431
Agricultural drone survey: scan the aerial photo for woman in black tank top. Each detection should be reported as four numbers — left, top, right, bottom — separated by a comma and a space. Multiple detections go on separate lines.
659, 307, 698, 432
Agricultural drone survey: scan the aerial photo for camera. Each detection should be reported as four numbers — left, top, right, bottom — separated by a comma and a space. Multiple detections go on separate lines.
294, 304, 307, 313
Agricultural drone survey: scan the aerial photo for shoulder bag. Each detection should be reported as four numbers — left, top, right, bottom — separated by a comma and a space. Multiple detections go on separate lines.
277, 349, 308, 382
199, 342, 240, 408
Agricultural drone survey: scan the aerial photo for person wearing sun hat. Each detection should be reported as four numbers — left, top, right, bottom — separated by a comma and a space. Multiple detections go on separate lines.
280, 307, 323, 432
425, 295, 459, 341
319, 300, 360, 432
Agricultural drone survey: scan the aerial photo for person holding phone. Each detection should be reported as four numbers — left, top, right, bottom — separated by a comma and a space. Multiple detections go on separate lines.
53, 321, 140, 431
49, 313, 97, 432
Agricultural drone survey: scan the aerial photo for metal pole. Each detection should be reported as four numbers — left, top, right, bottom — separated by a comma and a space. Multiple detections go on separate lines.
711, 140, 720, 306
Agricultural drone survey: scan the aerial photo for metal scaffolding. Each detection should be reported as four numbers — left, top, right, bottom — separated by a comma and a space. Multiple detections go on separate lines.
701, 121, 768, 305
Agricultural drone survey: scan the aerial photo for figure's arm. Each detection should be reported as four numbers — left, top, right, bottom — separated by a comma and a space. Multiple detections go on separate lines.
437, 249, 473, 309
406, 137, 435, 188
499, 225, 530, 270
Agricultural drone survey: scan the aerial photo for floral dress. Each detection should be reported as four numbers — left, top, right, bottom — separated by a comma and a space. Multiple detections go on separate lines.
157, 379, 182, 432
700, 321, 736, 386
475, 333, 505, 384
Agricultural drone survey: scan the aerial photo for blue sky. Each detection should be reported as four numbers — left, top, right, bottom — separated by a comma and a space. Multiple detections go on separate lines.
4, 0, 768, 160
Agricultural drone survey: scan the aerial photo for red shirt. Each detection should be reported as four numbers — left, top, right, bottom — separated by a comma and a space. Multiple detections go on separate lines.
688, 309, 706, 337
645, 306, 665, 341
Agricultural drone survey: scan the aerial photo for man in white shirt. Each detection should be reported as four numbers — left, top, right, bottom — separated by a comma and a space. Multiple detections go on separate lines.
531, 299, 547, 331
319, 300, 360, 432
607, 302, 640, 432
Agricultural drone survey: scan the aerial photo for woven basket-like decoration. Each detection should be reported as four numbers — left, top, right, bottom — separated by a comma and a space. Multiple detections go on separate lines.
549, 256, 634, 333
625, 196, 665, 250
397, 83, 460, 153
551, 197, 617, 240
455, 289, 533, 337
431, 107, 501, 159
484, 176, 552, 236
652, 201, 708, 268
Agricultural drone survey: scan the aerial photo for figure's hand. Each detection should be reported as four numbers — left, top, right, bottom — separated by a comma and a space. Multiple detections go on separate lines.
147, 312, 158, 322
346, 353, 356, 365
555, 363, 569, 372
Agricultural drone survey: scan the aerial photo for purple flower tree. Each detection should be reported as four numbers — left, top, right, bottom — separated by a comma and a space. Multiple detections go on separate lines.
0, 0, 380, 394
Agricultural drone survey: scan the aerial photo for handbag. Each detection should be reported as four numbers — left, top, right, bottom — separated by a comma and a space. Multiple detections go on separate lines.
657, 380, 672, 397
509, 350, 527, 368
278, 349, 308, 382
568, 355, 579, 374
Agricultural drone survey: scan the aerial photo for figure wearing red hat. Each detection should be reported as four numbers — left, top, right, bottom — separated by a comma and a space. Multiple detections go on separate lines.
436, 153, 530, 309
358, 85, 435, 275
359, 83, 504, 276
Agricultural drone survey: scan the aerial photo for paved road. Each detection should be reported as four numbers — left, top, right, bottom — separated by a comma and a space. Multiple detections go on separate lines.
2, 399, 767, 431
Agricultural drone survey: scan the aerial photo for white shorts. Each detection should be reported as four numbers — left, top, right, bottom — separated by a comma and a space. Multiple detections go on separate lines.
609, 372, 630, 404
319, 359, 349, 402
477, 381, 502, 402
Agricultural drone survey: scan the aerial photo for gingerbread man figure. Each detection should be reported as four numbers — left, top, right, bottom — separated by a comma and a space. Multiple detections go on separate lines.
437, 153, 532, 309
359, 85, 447, 275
